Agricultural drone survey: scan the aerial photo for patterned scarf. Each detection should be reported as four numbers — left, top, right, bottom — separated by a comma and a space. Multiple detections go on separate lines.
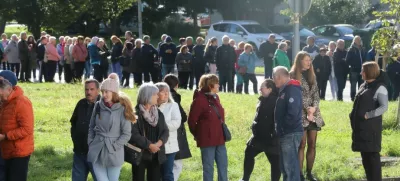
139, 104, 159, 127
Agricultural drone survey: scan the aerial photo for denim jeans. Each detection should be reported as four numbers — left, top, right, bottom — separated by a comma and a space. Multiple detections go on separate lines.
279, 132, 303, 181
243, 73, 258, 94
200, 145, 228, 181
161, 152, 177, 181
72, 153, 97, 181
219, 71, 233, 92
264, 64, 272, 79
92, 161, 122, 181
111, 62, 122, 82
350, 72, 363, 101
85, 61, 92, 79
329, 76, 338, 100
162, 64, 175, 78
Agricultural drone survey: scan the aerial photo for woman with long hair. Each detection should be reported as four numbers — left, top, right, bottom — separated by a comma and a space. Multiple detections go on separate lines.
327, 41, 338, 100
27, 35, 37, 82
129, 83, 169, 181
110, 35, 123, 82
290, 51, 324, 181
87, 73, 134, 181
121, 42, 134, 88
204, 37, 218, 74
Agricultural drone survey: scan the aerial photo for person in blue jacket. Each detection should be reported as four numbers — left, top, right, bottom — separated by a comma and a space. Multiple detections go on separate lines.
88, 37, 102, 82
238, 44, 258, 94
159, 36, 177, 78
346, 36, 366, 101
273, 66, 303, 181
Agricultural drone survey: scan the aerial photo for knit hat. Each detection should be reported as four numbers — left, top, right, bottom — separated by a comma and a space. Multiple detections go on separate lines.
100, 73, 120, 93
0, 70, 17, 86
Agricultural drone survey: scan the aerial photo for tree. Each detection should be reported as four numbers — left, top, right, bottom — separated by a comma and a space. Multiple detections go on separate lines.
0, 0, 16, 33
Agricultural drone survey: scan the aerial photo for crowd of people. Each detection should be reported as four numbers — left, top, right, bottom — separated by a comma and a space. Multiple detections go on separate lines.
0, 29, 397, 181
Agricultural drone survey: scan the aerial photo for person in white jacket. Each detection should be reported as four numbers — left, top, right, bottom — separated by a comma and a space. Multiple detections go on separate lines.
155, 82, 181, 181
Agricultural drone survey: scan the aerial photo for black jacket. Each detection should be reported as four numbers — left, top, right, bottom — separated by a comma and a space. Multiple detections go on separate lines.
215, 44, 236, 72
130, 48, 144, 73
346, 45, 366, 73
142, 44, 159, 72
176, 52, 192, 72
171, 89, 191, 159
333, 49, 349, 82
387, 60, 400, 87
36, 43, 46, 60
350, 72, 386, 152
111, 42, 123, 63
193, 45, 206, 68
204, 45, 217, 64
70, 96, 100, 154
313, 54, 331, 81
129, 106, 169, 164
248, 95, 279, 154
259, 41, 278, 66
159, 43, 177, 65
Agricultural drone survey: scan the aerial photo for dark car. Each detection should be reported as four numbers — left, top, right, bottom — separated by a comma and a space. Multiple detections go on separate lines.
312, 24, 356, 47
268, 25, 330, 47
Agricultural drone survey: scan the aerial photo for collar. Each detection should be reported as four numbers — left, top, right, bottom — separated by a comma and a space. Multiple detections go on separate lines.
279, 80, 291, 93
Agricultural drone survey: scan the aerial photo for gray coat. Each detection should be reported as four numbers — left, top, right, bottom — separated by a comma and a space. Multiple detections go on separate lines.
4, 41, 20, 63
87, 99, 132, 167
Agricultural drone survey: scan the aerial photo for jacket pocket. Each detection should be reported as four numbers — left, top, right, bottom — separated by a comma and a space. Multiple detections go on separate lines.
358, 131, 373, 142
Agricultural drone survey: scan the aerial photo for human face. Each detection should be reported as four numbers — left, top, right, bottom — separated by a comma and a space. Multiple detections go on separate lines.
245, 47, 252, 54
182, 48, 188, 54
361, 68, 366, 81
223, 38, 229, 45
85, 39, 91, 45
59, 38, 64, 44
307, 38, 315, 46
125, 33, 132, 40
21, 33, 27, 40
136, 41, 142, 48
85, 82, 99, 103
268, 36, 275, 43
98, 41, 104, 48
212, 40, 218, 46
301, 55, 312, 71
0, 85, 12, 102
273, 75, 283, 89
259, 84, 272, 97
12, 36, 18, 42
282, 45, 288, 51
187, 39, 193, 45
329, 43, 336, 51
210, 83, 220, 94
102, 90, 113, 103
157, 89, 169, 104
320, 51, 327, 56
78, 39, 84, 44
145, 39, 150, 44
229, 41, 235, 47
355, 37, 361, 46
42, 38, 48, 45
51, 39, 57, 45
2, 34, 7, 40
337, 41, 345, 50
149, 93, 159, 106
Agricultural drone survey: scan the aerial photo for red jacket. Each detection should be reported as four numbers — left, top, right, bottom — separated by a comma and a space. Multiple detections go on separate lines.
0, 86, 34, 159
188, 90, 225, 147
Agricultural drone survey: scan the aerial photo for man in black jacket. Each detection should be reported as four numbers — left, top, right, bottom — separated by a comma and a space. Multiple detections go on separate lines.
70, 79, 100, 181
142, 35, 159, 83
18, 32, 30, 82
37, 36, 47, 83
215, 35, 236, 92
333, 39, 349, 101
160, 37, 177, 78
313, 48, 332, 100
259, 34, 278, 78
346, 36, 366, 101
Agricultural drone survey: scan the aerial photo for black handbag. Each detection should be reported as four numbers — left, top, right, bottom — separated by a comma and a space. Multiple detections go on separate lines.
206, 95, 232, 142
120, 56, 131, 67
124, 121, 145, 165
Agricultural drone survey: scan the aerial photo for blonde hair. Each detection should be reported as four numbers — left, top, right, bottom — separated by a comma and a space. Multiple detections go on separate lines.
238, 41, 245, 49
198, 74, 219, 92
110, 92, 136, 123
205, 37, 217, 51
244, 43, 253, 51
290, 51, 316, 86
196, 37, 204, 44
111, 35, 122, 44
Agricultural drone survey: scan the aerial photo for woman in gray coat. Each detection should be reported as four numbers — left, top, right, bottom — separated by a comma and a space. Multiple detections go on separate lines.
88, 73, 135, 181
4, 34, 20, 77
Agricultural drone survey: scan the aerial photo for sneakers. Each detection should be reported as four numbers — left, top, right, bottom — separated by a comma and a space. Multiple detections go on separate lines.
307, 173, 318, 181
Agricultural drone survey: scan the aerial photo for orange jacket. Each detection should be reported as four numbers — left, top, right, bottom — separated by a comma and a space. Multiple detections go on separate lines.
0, 86, 34, 159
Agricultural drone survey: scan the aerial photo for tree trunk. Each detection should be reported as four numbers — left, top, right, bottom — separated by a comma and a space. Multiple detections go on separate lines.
0, 21, 5, 34
398, 98, 400, 127
29, 24, 41, 40
111, 17, 118, 35
192, 12, 198, 27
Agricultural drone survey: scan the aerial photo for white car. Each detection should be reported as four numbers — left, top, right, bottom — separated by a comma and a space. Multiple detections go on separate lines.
205, 21, 284, 52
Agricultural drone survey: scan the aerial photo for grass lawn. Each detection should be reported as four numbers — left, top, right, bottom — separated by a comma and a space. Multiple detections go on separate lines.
4, 25, 30, 37
21, 83, 399, 181
255, 67, 264, 75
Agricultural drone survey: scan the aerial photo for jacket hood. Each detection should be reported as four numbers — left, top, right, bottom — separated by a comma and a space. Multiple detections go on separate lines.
367, 70, 387, 88
7, 86, 24, 102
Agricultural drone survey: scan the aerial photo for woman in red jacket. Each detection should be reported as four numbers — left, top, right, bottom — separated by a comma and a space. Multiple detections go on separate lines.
188, 74, 228, 181
235, 42, 245, 94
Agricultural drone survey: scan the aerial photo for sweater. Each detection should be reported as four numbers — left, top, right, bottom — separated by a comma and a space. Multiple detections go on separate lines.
72, 43, 88, 62
176, 52, 193, 72
158, 102, 181, 154
46, 44, 60, 61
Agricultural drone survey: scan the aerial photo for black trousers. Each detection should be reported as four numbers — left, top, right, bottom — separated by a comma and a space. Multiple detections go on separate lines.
46, 61, 58, 82
361, 152, 381, 181
20, 59, 31, 81
122, 71, 131, 87
188, 72, 194, 90
39, 61, 47, 82
74, 62, 85, 81
93, 64, 104, 83
5, 155, 30, 181
133, 72, 143, 86
317, 78, 328, 100
9, 63, 20, 79
58, 61, 64, 80
178, 72, 191, 89
102, 62, 109, 80
336, 76, 347, 101
143, 68, 160, 83
132, 159, 161, 181
194, 65, 205, 89
243, 73, 258, 94
242, 145, 281, 181
64, 64, 73, 83
2, 62, 10, 70
219, 70, 234, 92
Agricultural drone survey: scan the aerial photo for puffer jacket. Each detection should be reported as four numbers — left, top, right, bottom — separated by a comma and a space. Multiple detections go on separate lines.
0, 86, 34, 159
176, 52, 193, 72
158, 102, 181, 154
204, 45, 217, 64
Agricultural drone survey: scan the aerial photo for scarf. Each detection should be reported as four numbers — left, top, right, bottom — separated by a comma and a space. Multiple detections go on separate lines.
139, 104, 159, 127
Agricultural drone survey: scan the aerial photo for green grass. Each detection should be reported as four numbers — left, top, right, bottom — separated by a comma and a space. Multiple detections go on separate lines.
20, 83, 399, 181
4, 25, 30, 37
255, 66, 264, 75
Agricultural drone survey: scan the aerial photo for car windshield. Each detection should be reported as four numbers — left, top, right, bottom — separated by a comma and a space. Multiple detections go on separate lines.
336, 26, 355, 35
242, 24, 272, 34
300, 28, 315, 36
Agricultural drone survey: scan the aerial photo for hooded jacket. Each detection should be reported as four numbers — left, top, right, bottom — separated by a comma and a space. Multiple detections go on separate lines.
0, 86, 34, 159
159, 42, 177, 65
273, 49, 291, 70
110, 41, 123, 64
274, 80, 303, 136
158, 101, 181, 154
193, 44, 206, 68
313, 54, 332, 81
141, 43, 159, 72
333, 48, 349, 83
88, 39, 101, 65
259, 41, 278, 66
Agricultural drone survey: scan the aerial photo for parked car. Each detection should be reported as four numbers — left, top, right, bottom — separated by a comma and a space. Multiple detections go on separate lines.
312, 24, 357, 47
365, 19, 395, 30
205, 21, 284, 52
268, 25, 330, 47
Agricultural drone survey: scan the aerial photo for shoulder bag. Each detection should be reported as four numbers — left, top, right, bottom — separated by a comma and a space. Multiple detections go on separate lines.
205, 94, 232, 142
124, 120, 144, 166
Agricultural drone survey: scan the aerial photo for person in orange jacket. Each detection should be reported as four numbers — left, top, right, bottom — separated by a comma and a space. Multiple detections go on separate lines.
0, 70, 34, 181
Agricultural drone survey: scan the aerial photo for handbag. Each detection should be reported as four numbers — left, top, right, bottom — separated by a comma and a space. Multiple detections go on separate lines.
206, 94, 232, 142
238, 55, 250, 75
120, 56, 131, 67
124, 121, 144, 165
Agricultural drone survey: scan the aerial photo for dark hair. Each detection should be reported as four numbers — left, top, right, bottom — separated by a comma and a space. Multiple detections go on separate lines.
262, 79, 278, 96
40, 36, 47, 41
0, 79, 12, 90
180, 45, 188, 53
125, 31, 133, 37
85, 79, 100, 89
179, 38, 186, 44
163, 74, 179, 89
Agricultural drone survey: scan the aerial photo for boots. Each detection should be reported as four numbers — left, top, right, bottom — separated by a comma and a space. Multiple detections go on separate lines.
236, 84, 243, 94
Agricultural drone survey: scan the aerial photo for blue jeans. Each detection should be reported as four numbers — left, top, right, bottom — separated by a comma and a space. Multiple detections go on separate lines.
85, 61, 92, 79
200, 145, 228, 181
162, 64, 175, 78
279, 132, 303, 181
111, 62, 122, 82
350, 72, 363, 101
72, 153, 97, 181
161, 152, 177, 181
92, 161, 121, 181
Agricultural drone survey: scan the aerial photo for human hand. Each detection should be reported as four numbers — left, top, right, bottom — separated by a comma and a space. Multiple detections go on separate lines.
307, 114, 315, 122
307, 107, 316, 114
268, 53, 273, 57
364, 114, 368, 120
0, 134, 5, 141
149, 144, 160, 153
155, 140, 163, 148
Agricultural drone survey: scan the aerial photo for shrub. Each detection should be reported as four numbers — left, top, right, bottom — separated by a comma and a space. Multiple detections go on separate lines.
150, 15, 200, 39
